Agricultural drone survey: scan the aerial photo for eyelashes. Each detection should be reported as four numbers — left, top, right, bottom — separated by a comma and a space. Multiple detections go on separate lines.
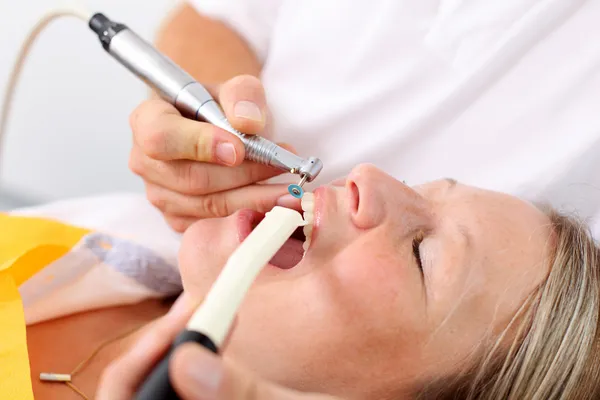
412, 231, 425, 270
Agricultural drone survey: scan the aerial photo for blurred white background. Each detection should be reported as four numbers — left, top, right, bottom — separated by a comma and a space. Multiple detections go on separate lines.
0, 0, 174, 208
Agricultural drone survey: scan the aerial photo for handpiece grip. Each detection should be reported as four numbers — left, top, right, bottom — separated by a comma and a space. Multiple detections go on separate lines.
88, 13, 323, 182
134, 330, 218, 400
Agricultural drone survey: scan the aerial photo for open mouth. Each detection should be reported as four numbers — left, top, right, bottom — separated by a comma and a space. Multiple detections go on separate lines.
238, 193, 316, 270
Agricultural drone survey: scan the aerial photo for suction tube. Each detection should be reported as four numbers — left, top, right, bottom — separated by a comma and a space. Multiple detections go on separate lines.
134, 207, 306, 399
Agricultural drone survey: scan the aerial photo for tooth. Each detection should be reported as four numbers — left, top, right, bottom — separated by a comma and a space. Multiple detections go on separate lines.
304, 212, 314, 223
301, 200, 314, 212
303, 224, 313, 238
301, 192, 315, 211
303, 238, 311, 251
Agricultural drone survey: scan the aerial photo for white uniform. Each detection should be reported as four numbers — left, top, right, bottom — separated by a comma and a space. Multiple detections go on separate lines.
191, 0, 600, 237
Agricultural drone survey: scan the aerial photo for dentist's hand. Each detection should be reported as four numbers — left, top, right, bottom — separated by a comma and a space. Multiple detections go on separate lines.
97, 293, 339, 400
168, 344, 339, 400
128, 75, 296, 232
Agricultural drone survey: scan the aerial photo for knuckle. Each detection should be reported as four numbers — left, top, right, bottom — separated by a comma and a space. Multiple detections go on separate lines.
180, 163, 211, 195
141, 123, 170, 159
192, 127, 215, 161
128, 149, 144, 176
128, 108, 139, 133
131, 101, 175, 159
254, 195, 277, 213
146, 187, 167, 211
130, 100, 158, 136
200, 194, 229, 217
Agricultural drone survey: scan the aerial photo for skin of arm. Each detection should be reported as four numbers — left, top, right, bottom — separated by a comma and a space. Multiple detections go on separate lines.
153, 2, 262, 85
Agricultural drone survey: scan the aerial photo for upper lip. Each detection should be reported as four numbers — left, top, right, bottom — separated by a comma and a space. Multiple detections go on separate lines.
309, 185, 336, 245
235, 209, 264, 243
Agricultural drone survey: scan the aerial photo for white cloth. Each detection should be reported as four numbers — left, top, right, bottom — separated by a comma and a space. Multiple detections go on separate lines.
11, 194, 183, 324
191, 0, 600, 237
12, 193, 182, 266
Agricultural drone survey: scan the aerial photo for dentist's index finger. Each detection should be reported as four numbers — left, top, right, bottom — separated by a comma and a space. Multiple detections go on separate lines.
129, 144, 297, 196
130, 98, 246, 165
145, 182, 292, 219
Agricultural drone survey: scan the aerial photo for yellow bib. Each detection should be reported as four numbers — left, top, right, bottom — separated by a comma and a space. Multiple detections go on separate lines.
0, 214, 89, 399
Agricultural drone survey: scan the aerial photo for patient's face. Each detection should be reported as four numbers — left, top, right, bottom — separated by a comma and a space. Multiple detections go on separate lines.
179, 164, 553, 398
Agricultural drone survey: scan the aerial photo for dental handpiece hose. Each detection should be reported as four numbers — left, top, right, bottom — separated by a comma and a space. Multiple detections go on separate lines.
88, 13, 322, 196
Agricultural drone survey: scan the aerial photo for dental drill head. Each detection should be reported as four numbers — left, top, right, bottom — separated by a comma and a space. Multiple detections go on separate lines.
87, 13, 323, 198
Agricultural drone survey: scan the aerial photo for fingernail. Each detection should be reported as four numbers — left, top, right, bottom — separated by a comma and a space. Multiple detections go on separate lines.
182, 347, 222, 398
277, 194, 300, 209
234, 101, 262, 122
216, 142, 237, 165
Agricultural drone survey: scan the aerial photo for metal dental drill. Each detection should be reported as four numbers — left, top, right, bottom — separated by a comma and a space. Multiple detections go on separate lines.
88, 13, 322, 198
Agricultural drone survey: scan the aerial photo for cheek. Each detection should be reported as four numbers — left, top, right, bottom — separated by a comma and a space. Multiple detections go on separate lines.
227, 237, 432, 392
178, 219, 240, 297
329, 237, 427, 329
334, 252, 400, 300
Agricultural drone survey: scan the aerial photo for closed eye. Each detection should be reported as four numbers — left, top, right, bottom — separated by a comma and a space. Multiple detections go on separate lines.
412, 231, 425, 270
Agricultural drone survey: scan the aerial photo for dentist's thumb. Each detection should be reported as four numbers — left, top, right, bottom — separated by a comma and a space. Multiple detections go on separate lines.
170, 343, 339, 400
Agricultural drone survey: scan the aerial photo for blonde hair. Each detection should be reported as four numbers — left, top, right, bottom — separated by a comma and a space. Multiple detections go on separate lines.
417, 209, 600, 399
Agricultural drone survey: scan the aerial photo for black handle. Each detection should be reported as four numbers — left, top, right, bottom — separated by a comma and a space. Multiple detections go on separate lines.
134, 330, 219, 400
88, 13, 127, 51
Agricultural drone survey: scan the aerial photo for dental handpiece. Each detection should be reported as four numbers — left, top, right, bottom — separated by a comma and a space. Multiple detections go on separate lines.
88, 13, 322, 198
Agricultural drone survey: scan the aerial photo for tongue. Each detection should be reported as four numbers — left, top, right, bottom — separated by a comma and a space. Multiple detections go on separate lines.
269, 237, 304, 269
245, 213, 305, 269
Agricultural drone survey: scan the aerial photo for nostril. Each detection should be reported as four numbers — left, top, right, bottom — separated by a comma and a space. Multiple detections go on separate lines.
348, 181, 360, 215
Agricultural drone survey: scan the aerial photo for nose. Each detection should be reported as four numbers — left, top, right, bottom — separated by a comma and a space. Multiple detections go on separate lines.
345, 164, 429, 230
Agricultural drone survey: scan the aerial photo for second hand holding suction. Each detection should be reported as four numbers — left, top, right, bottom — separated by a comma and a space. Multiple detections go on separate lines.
88, 13, 323, 199
134, 206, 306, 399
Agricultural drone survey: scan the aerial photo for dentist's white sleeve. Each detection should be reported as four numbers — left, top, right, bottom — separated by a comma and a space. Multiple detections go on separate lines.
187, 0, 283, 63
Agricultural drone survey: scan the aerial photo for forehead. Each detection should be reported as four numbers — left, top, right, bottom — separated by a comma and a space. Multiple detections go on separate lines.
418, 179, 546, 221
417, 179, 553, 260
417, 180, 554, 326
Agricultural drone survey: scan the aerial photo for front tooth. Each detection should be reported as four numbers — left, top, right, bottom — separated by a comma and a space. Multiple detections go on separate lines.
303, 224, 313, 239
301, 192, 315, 211
304, 212, 314, 223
